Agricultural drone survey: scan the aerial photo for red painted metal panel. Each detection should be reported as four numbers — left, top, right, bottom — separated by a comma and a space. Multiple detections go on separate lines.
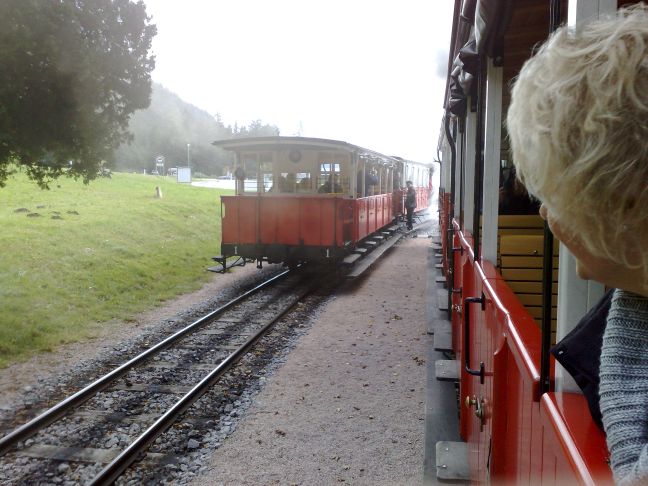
368, 198, 377, 234
355, 199, 368, 241
541, 393, 613, 485
274, 199, 301, 245
454, 227, 544, 484
450, 225, 611, 485
317, 199, 336, 246
374, 196, 381, 232
299, 199, 324, 246
259, 199, 277, 243
221, 196, 258, 245
336, 199, 354, 245
221, 196, 239, 245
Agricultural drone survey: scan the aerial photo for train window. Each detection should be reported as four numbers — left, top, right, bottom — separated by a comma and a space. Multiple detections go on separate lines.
242, 153, 258, 193
364, 165, 379, 196
318, 152, 350, 194
260, 161, 273, 192
318, 162, 342, 193
278, 172, 297, 193
295, 172, 312, 193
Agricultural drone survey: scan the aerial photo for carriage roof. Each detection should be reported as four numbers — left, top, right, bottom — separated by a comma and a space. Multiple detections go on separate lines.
212, 136, 431, 168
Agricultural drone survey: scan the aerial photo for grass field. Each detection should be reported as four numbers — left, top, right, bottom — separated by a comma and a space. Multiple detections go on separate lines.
0, 172, 231, 367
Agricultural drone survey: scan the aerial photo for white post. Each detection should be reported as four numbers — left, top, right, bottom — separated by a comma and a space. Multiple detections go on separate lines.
463, 109, 477, 233
555, 0, 615, 393
481, 58, 503, 264
568, 0, 617, 26
454, 127, 464, 220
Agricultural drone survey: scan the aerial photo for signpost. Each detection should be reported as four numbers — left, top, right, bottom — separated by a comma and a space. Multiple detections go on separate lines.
155, 155, 165, 176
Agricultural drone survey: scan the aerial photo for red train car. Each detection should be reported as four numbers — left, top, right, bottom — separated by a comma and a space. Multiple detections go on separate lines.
213, 137, 432, 268
432, 0, 642, 484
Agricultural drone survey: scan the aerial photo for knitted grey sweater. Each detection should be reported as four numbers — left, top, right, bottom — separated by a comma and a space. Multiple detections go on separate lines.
600, 289, 648, 485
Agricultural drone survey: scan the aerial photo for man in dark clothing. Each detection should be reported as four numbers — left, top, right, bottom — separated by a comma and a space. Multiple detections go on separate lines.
405, 180, 416, 230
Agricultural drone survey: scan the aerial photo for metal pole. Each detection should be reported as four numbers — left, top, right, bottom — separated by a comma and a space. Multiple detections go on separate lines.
472, 55, 485, 261
187, 143, 191, 169
540, 0, 562, 396
445, 115, 457, 317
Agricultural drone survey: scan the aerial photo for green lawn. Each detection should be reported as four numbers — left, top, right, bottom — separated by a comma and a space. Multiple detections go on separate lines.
0, 172, 231, 367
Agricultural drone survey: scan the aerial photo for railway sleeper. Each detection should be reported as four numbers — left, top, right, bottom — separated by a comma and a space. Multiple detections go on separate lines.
15, 443, 169, 465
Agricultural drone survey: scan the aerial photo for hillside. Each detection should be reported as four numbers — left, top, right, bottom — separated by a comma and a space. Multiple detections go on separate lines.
115, 83, 279, 177
0, 171, 229, 366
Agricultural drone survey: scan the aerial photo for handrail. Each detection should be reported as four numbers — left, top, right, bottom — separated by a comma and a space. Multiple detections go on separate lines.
464, 295, 486, 384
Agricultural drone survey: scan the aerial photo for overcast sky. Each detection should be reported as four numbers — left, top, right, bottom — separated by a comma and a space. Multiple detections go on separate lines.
142, 0, 453, 163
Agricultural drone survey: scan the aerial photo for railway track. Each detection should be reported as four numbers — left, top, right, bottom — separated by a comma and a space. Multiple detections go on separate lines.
0, 266, 331, 485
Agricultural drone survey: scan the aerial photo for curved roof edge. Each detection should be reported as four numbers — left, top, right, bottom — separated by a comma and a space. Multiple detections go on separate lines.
212, 136, 432, 166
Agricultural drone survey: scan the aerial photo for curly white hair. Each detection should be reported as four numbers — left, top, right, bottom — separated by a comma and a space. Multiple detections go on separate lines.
507, 4, 648, 276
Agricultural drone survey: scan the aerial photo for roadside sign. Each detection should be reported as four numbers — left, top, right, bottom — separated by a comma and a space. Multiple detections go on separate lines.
177, 167, 191, 183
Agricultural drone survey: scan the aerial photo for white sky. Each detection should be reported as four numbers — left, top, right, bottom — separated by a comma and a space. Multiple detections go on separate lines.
142, 0, 453, 163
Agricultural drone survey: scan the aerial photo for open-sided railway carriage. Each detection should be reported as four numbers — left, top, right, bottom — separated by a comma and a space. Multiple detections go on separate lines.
213, 137, 432, 268
435, 0, 642, 484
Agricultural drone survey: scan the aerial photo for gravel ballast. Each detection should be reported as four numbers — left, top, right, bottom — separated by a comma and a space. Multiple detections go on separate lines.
191, 234, 430, 486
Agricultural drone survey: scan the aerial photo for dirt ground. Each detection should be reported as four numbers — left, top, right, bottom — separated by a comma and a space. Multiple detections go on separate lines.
191, 235, 430, 486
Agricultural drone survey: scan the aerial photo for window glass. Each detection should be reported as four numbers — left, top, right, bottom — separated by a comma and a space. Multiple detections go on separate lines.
317, 152, 350, 194
260, 161, 273, 192
296, 172, 312, 193
278, 172, 297, 193
242, 153, 258, 193
317, 162, 342, 193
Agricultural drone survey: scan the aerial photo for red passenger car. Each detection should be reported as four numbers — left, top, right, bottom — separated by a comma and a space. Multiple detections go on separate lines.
433, 0, 641, 484
213, 137, 432, 268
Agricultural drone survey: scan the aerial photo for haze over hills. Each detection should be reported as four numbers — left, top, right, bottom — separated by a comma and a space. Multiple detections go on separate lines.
114, 83, 279, 177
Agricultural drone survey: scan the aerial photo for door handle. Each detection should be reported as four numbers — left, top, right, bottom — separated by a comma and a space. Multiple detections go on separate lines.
464, 295, 485, 384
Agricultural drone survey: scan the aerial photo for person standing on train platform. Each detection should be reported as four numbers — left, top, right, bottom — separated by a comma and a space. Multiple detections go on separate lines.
507, 5, 648, 485
405, 180, 416, 230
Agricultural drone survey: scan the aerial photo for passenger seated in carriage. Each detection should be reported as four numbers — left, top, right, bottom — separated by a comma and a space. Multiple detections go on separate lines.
507, 6, 648, 485
318, 174, 342, 194
498, 167, 540, 215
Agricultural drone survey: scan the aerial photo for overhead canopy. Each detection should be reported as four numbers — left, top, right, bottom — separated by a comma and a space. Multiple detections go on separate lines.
444, 0, 508, 117
475, 0, 506, 54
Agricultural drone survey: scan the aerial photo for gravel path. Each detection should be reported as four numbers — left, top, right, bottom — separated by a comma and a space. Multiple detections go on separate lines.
191, 234, 430, 486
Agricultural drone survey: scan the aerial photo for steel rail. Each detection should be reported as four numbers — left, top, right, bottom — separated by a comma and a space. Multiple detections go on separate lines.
89, 280, 316, 485
0, 269, 291, 456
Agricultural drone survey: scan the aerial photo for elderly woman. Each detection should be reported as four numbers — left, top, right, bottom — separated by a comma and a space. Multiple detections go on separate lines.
506, 5, 648, 485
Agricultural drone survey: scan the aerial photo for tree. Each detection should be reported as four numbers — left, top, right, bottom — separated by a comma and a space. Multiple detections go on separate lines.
114, 83, 235, 176
0, 0, 156, 188
232, 119, 280, 138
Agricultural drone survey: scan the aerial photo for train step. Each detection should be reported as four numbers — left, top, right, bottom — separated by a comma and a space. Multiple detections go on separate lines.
353, 247, 368, 255
437, 288, 449, 311
436, 441, 469, 481
347, 234, 403, 278
433, 322, 453, 351
207, 255, 246, 273
342, 253, 363, 266
372, 235, 385, 242
364, 240, 378, 248
435, 360, 459, 381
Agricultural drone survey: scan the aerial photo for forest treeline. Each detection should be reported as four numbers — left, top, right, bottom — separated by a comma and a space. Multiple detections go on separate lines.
114, 83, 280, 177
